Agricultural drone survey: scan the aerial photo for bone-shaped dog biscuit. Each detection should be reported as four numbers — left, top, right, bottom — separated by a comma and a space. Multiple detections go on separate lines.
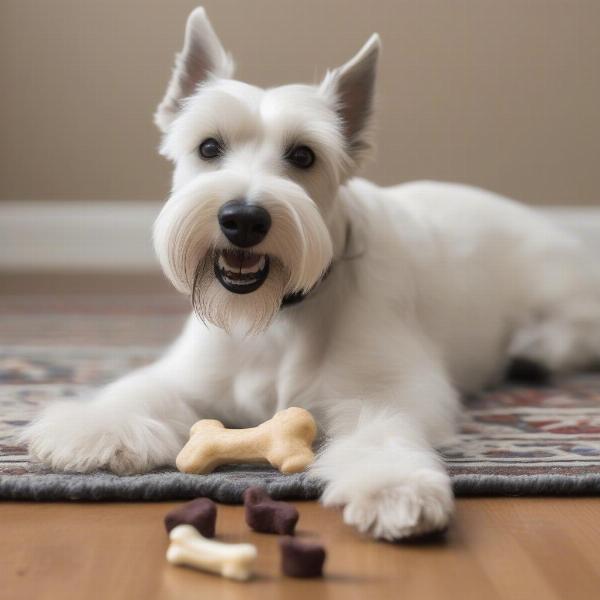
176, 407, 317, 475
166, 525, 257, 581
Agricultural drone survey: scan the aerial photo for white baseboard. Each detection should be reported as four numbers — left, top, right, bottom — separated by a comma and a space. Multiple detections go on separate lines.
0, 201, 163, 271
1, 200, 599, 271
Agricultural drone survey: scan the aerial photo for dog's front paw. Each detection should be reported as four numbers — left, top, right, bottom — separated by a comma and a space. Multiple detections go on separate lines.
322, 469, 453, 541
23, 401, 182, 475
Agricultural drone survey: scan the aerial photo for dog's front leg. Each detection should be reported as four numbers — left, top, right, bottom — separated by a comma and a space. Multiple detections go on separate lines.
310, 367, 458, 540
22, 318, 230, 474
23, 362, 200, 474
312, 410, 454, 540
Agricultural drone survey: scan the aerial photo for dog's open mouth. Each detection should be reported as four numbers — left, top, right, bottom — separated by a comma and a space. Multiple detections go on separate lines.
214, 249, 270, 294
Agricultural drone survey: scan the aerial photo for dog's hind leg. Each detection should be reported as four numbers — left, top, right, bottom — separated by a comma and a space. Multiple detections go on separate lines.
508, 298, 600, 377
507, 246, 600, 378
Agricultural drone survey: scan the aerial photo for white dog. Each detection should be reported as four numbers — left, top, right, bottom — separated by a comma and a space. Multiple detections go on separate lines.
25, 8, 600, 540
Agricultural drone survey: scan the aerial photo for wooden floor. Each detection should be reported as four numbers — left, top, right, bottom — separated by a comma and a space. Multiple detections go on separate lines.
2, 498, 599, 600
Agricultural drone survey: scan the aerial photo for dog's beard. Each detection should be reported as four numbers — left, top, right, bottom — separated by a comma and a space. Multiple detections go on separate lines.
154, 172, 334, 334
192, 249, 289, 335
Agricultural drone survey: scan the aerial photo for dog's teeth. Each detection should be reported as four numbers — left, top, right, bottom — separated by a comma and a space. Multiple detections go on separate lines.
240, 254, 266, 275
214, 251, 267, 291
223, 275, 257, 286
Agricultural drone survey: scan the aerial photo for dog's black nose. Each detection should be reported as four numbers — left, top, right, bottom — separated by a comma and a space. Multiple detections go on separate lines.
218, 200, 272, 248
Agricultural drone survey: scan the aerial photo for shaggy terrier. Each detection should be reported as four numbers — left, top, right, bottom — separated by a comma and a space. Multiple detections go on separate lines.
25, 7, 600, 540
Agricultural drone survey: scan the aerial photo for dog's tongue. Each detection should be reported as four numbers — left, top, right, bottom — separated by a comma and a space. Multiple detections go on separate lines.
222, 249, 261, 270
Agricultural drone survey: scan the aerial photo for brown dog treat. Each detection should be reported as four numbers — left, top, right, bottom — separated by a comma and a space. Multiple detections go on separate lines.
164, 498, 217, 538
243, 486, 299, 535
279, 537, 326, 578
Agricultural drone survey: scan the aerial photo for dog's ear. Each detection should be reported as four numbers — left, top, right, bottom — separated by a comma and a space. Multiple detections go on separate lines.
320, 34, 381, 163
155, 7, 235, 132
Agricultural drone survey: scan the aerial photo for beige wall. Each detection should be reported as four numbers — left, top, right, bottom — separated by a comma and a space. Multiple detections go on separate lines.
1, 0, 599, 205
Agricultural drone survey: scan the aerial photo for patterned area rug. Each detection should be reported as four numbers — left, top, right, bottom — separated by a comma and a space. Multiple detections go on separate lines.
1, 293, 600, 501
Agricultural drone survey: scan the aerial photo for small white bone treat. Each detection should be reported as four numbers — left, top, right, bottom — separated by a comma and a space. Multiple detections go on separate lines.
176, 406, 317, 475
166, 524, 257, 581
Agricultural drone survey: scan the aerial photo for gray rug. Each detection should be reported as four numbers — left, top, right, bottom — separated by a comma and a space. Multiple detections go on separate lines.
2, 317, 600, 502
3, 468, 600, 503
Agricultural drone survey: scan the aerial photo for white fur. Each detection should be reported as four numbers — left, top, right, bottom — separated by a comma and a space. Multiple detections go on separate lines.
24, 8, 600, 541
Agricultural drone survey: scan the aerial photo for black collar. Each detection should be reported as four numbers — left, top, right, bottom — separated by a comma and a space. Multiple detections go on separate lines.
280, 222, 353, 308
280, 266, 332, 308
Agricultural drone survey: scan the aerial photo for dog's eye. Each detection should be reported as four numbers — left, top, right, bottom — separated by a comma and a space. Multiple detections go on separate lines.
286, 145, 315, 169
198, 138, 223, 160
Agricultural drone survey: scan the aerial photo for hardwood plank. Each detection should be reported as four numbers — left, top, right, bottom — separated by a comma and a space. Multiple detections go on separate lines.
1, 499, 599, 600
